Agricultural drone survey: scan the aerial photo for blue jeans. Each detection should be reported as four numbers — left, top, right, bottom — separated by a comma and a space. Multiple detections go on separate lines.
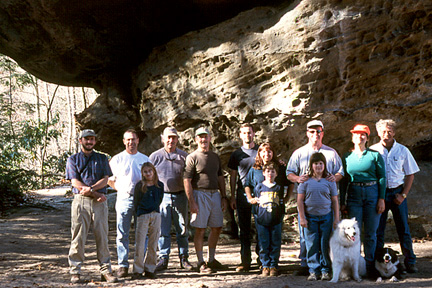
237, 190, 259, 265
298, 214, 307, 267
304, 212, 333, 274
347, 183, 381, 267
158, 192, 189, 259
376, 185, 416, 265
255, 222, 282, 268
116, 195, 135, 268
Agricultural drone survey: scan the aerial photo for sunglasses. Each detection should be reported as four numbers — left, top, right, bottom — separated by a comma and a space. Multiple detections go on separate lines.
307, 129, 323, 134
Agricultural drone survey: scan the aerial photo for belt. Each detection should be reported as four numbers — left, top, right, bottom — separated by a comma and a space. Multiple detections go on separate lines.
198, 189, 219, 193
351, 181, 377, 187
387, 184, 403, 191
165, 190, 185, 194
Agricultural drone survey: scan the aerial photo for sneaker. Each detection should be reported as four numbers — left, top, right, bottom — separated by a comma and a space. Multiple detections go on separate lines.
406, 263, 419, 273
321, 272, 331, 281
294, 266, 309, 276
144, 271, 156, 279
307, 273, 318, 281
131, 272, 143, 280
156, 257, 168, 271
207, 259, 227, 271
70, 274, 80, 283
101, 272, 118, 283
261, 267, 270, 277
269, 267, 278, 277
236, 263, 251, 272
117, 267, 128, 278
180, 256, 193, 270
198, 262, 214, 274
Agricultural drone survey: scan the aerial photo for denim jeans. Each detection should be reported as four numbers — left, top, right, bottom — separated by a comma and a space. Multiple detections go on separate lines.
347, 183, 381, 267
69, 194, 112, 274
304, 212, 333, 274
158, 192, 189, 259
298, 214, 307, 267
255, 222, 282, 268
236, 191, 259, 265
376, 185, 416, 265
116, 195, 135, 268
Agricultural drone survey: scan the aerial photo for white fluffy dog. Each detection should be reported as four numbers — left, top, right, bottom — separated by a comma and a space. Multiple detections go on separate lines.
329, 218, 366, 283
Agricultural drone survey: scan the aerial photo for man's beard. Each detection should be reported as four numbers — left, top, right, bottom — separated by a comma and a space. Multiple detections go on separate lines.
82, 144, 94, 152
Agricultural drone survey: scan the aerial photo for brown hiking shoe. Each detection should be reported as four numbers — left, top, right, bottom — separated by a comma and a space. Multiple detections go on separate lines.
117, 267, 128, 278
236, 263, 250, 272
70, 274, 80, 283
270, 267, 278, 277
198, 262, 214, 274
101, 272, 118, 283
261, 267, 270, 277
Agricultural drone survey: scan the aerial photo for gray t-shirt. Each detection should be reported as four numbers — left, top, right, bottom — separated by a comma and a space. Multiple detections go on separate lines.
183, 150, 222, 190
149, 147, 188, 193
297, 178, 337, 216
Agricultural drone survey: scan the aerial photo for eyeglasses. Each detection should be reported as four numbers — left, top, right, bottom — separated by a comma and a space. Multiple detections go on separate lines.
307, 130, 323, 134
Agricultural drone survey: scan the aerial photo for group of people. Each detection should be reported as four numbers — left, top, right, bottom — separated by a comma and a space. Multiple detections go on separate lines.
65, 118, 419, 283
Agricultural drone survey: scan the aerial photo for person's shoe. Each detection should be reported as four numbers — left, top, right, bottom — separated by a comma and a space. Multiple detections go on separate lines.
236, 263, 251, 272
269, 267, 278, 277
294, 266, 309, 276
156, 257, 168, 271
180, 256, 193, 270
198, 262, 214, 274
406, 263, 419, 273
207, 259, 227, 271
101, 272, 118, 283
307, 273, 318, 281
321, 272, 331, 281
144, 271, 156, 279
117, 267, 129, 278
261, 267, 270, 277
131, 272, 143, 280
70, 274, 80, 283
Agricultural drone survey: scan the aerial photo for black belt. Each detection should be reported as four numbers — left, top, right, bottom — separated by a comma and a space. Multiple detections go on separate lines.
351, 181, 377, 187
387, 184, 403, 191
165, 190, 185, 194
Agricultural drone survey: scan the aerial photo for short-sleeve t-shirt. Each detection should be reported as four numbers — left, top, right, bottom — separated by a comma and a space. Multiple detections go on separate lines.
227, 145, 259, 190
298, 178, 337, 216
183, 150, 222, 190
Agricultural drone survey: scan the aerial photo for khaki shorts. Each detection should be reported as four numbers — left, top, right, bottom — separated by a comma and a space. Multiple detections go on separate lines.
190, 189, 223, 228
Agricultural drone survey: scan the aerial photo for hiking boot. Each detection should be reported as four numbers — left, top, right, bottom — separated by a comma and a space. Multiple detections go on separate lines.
269, 267, 278, 277
156, 257, 168, 271
321, 272, 331, 281
261, 267, 270, 277
70, 274, 80, 283
198, 262, 214, 274
307, 273, 318, 281
144, 271, 156, 279
207, 259, 227, 271
101, 272, 118, 283
236, 263, 250, 272
406, 263, 419, 273
117, 267, 129, 278
131, 272, 143, 280
180, 256, 193, 270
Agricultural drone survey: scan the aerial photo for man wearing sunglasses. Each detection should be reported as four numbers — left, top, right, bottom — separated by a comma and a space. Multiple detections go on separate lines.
286, 120, 344, 276
149, 127, 193, 271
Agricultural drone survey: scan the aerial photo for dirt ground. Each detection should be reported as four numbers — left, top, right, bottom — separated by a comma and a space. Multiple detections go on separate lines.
1, 187, 432, 288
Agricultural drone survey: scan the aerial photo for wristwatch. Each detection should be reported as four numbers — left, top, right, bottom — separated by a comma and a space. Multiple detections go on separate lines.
401, 193, 407, 199
90, 187, 94, 192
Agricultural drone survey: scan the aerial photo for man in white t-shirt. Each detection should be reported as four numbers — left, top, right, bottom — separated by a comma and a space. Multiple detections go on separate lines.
370, 119, 420, 274
108, 129, 150, 278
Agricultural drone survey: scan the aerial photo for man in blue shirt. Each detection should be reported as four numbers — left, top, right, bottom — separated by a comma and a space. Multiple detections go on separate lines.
66, 129, 117, 284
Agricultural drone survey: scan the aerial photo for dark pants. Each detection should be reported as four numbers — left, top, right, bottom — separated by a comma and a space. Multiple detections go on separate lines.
256, 221, 282, 268
237, 192, 259, 265
376, 185, 416, 265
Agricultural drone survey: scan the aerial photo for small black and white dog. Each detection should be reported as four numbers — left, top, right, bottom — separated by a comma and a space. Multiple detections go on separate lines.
374, 247, 405, 282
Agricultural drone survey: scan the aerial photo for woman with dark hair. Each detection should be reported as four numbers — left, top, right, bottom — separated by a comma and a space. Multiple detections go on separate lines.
297, 152, 339, 281
340, 124, 386, 277
244, 143, 292, 277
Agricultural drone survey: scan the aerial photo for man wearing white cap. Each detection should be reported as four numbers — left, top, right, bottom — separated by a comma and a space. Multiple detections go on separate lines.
108, 128, 150, 278
184, 126, 228, 273
149, 127, 193, 271
286, 120, 344, 276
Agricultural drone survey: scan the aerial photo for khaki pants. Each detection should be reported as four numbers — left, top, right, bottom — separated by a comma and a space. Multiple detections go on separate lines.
68, 194, 112, 274
133, 211, 161, 273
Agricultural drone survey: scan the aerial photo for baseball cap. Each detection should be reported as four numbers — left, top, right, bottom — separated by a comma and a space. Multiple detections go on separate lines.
350, 124, 370, 136
80, 129, 97, 138
163, 127, 179, 138
307, 120, 324, 129
195, 127, 210, 137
